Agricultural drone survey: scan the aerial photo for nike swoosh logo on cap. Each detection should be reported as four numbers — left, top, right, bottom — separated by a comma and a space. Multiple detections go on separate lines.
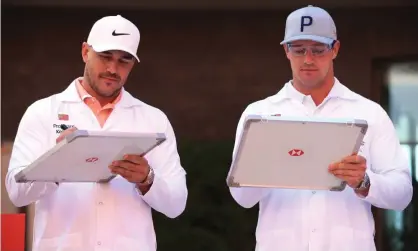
112, 30, 130, 36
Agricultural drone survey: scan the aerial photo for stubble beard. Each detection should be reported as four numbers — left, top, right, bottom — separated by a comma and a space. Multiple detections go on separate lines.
85, 67, 121, 98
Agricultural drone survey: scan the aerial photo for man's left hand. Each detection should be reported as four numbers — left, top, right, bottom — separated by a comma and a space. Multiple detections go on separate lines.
109, 155, 150, 184
328, 154, 367, 188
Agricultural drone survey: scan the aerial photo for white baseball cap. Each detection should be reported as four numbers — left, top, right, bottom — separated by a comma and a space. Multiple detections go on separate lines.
87, 15, 140, 61
280, 5, 337, 45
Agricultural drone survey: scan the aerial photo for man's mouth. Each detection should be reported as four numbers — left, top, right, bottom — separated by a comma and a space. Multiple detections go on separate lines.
101, 76, 119, 82
301, 69, 318, 71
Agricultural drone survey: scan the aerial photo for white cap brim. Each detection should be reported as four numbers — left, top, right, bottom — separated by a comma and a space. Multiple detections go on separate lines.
91, 44, 140, 62
280, 34, 334, 45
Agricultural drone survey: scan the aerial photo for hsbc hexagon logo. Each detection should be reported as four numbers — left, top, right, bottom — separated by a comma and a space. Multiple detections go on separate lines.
86, 157, 99, 163
288, 149, 304, 156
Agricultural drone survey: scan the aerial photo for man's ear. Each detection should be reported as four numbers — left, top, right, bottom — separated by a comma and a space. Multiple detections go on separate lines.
283, 44, 291, 60
81, 42, 89, 63
332, 40, 340, 59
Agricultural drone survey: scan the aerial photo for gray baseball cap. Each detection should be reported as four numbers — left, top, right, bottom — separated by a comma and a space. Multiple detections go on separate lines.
280, 5, 337, 45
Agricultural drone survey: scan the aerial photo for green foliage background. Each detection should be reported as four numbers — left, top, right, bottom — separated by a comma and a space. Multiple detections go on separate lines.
152, 140, 258, 251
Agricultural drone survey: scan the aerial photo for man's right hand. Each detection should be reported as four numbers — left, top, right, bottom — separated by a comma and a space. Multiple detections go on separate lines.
56, 127, 78, 144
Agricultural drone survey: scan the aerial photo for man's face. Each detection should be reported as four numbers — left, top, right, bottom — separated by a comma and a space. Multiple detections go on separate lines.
81, 43, 136, 98
284, 40, 340, 89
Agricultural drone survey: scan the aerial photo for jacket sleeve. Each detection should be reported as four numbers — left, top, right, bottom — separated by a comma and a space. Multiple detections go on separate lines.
359, 107, 413, 211
137, 114, 188, 218
5, 101, 59, 208
227, 106, 271, 208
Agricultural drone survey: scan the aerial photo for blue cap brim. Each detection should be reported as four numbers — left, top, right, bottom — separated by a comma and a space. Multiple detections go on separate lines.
280, 34, 334, 45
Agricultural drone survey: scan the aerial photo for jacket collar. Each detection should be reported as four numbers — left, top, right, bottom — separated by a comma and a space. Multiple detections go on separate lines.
268, 77, 360, 104
55, 77, 143, 108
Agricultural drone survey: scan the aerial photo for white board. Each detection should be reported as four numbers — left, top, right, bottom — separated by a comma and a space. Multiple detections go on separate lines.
227, 115, 368, 191
14, 130, 166, 183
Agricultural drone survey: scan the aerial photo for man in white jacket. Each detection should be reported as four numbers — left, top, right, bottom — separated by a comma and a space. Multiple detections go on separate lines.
228, 5, 413, 251
6, 15, 188, 251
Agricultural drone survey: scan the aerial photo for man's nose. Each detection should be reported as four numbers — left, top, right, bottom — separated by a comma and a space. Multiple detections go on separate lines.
106, 61, 118, 74
304, 50, 315, 65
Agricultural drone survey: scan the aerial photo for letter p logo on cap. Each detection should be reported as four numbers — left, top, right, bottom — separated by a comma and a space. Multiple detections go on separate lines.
300, 16, 313, 32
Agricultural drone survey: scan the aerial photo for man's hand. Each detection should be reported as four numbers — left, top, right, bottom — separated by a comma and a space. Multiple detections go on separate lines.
56, 127, 78, 144
108, 155, 150, 184
328, 154, 367, 189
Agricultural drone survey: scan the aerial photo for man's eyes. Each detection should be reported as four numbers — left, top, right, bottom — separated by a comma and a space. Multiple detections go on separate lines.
98, 54, 133, 63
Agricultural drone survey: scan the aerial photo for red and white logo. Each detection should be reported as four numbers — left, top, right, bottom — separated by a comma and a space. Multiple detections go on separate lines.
86, 157, 99, 163
288, 149, 304, 156
58, 114, 69, 121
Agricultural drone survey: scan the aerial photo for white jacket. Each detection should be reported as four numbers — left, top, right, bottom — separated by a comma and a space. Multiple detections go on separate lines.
228, 78, 413, 251
6, 78, 188, 251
